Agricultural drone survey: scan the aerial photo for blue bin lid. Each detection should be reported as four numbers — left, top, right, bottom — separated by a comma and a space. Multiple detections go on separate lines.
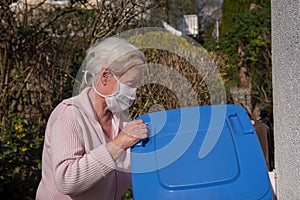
131, 105, 272, 200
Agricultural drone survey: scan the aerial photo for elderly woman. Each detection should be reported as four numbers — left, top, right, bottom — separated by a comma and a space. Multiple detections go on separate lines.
36, 37, 148, 199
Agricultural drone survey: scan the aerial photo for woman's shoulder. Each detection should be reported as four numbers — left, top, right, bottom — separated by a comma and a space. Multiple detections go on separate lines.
47, 99, 82, 125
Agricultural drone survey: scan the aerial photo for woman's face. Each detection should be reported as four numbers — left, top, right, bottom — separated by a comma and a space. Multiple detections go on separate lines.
92, 65, 143, 112
98, 65, 143, 97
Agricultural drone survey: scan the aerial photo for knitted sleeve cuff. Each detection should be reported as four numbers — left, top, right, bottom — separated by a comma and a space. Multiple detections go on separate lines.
90, 145, 116, 175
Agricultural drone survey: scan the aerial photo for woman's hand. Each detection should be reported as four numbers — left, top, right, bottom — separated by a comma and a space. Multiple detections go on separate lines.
111, 120, 148, 150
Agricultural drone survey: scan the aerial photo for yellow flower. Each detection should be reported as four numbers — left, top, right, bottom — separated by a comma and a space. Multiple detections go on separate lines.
15, 125, 23, 132
17, 133, 26, 140
21, 146, 28, 153
7, 141, 12, 145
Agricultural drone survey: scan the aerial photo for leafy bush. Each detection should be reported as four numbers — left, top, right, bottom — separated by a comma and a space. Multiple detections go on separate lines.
128, 32, 230, 121
219, 5, 272, 110
0, 115, 44, 199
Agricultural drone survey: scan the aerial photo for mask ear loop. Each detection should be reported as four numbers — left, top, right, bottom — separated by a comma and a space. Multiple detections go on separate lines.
83, 70, 89, 85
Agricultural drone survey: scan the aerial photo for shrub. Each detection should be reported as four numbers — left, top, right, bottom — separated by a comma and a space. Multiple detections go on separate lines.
0, 115, 44, 199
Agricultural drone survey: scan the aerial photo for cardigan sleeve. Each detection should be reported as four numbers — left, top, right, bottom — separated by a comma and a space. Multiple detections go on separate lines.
51, 106, 116, 195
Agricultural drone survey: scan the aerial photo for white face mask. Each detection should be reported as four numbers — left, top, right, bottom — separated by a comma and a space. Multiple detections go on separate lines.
92, 73, 137, 113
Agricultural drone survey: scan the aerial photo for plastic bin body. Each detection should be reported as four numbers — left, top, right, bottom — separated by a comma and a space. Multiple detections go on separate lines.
131, 105, 272, 200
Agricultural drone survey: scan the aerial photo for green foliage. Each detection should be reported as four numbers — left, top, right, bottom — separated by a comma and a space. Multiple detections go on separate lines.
219, 3, 272, 109
0, 115, 44, 199
220, 0, 270, 35
123, 187, 133, 200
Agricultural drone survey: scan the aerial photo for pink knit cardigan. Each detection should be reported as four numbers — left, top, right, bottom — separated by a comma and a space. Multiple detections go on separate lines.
36, 88, 131, 200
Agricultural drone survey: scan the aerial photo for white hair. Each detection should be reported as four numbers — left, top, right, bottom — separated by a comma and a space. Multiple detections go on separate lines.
82, 37, 145, 86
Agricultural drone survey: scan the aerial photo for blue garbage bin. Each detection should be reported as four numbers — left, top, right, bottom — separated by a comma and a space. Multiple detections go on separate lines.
131, 105, 272, 200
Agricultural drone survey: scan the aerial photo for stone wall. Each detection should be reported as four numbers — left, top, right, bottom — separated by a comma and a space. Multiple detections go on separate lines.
272, 0, 300, 199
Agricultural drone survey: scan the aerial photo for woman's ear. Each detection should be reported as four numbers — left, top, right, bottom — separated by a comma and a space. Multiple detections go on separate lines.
100, 68, 110, 86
